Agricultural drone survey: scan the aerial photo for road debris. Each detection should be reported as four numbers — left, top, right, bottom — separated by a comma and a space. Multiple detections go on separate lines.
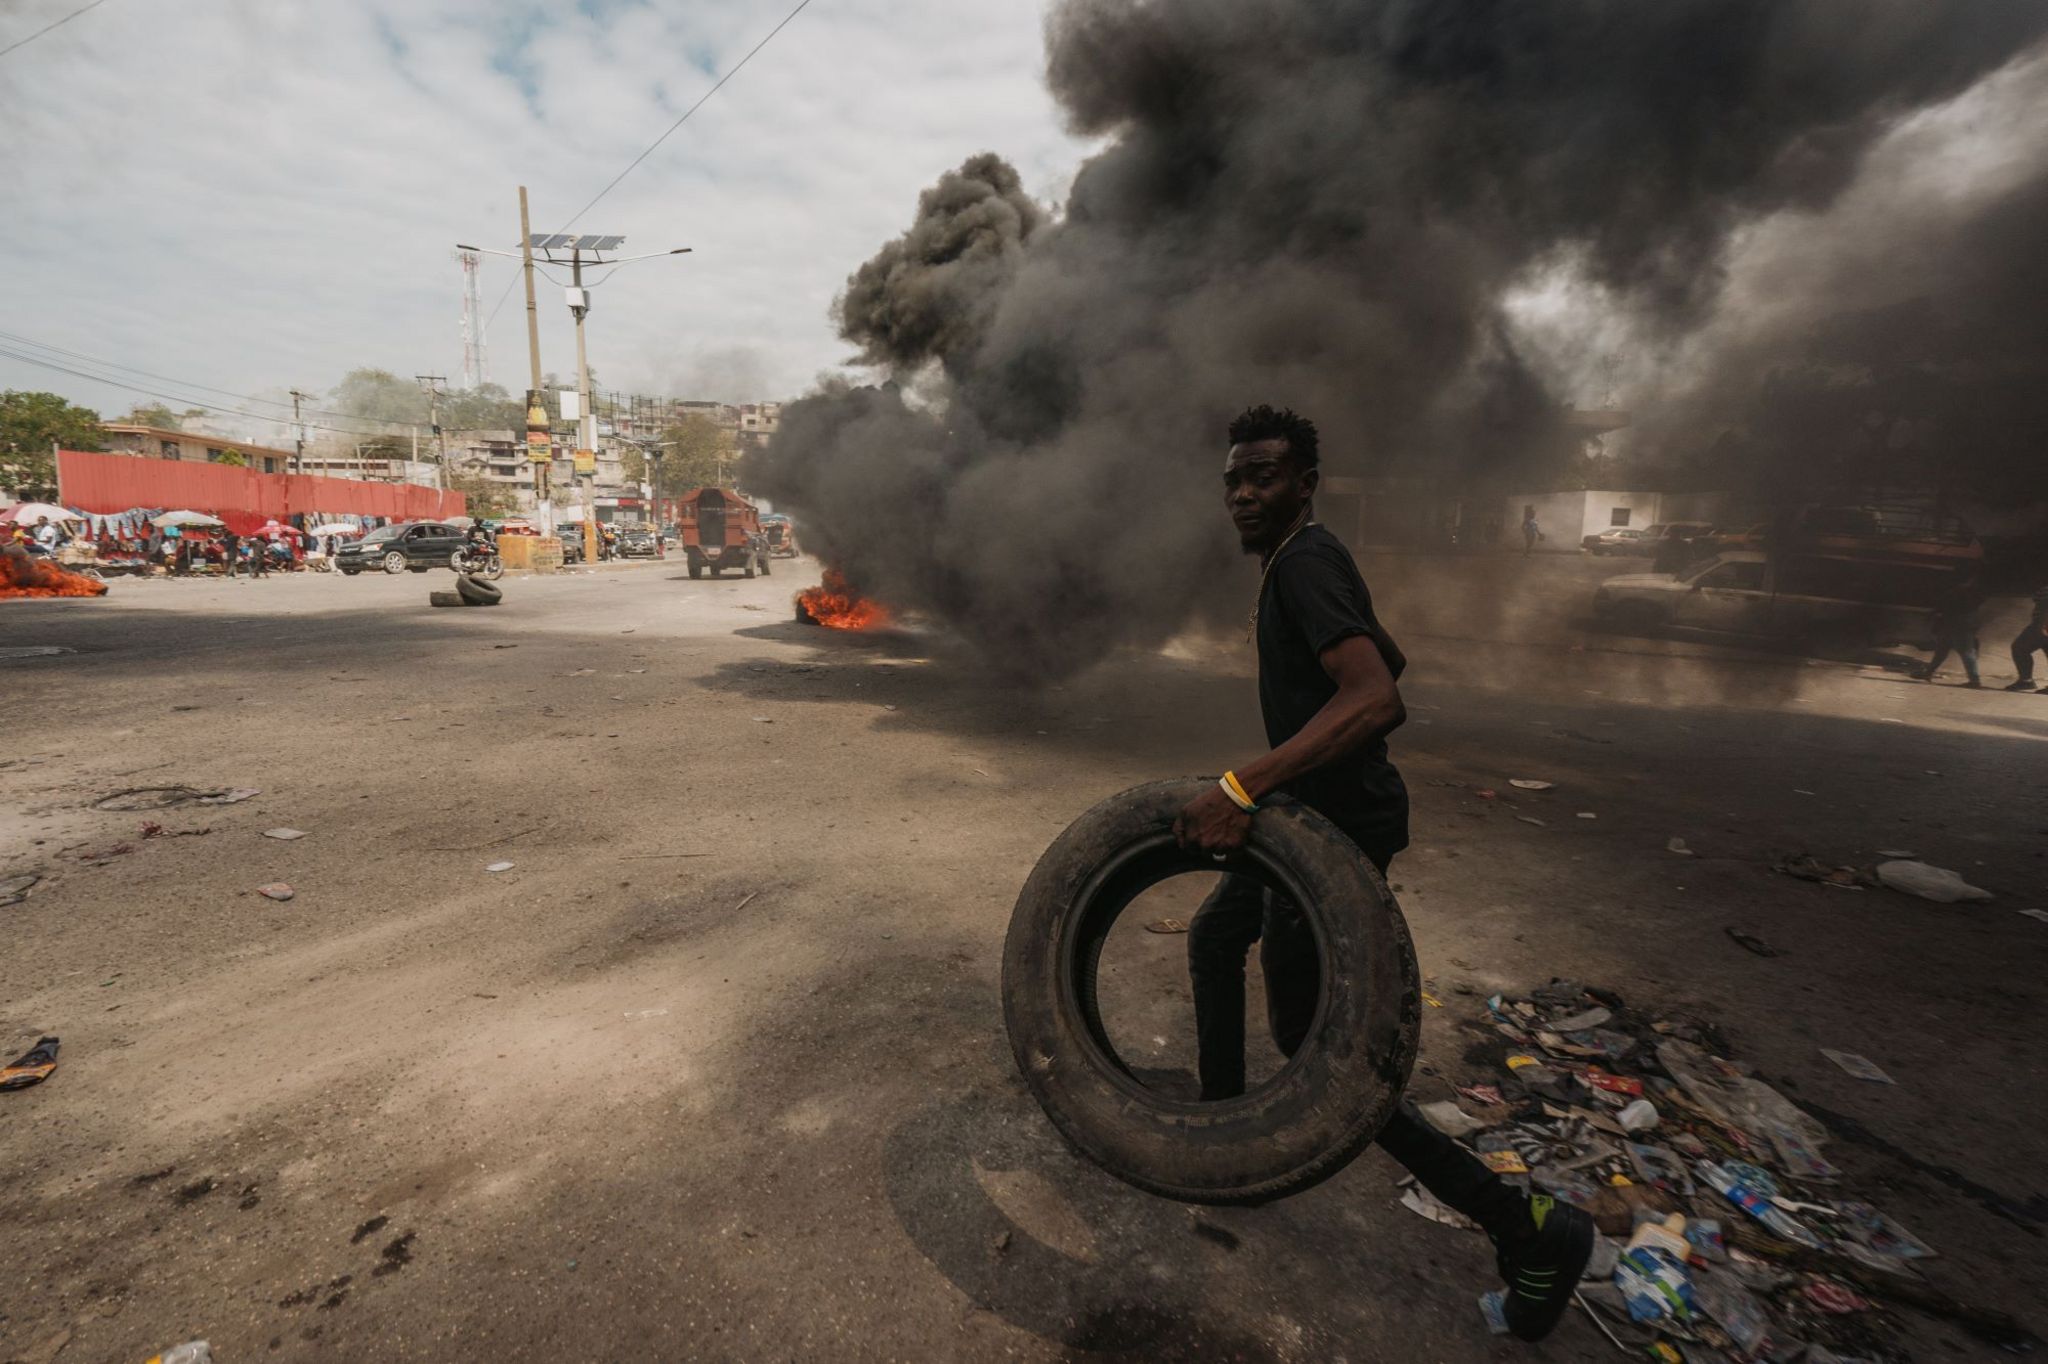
1415, 982, 2032, 1357
1774, 854, 1871, 889
263, 828, 307, 840
146, 1341, 213, 1364
1820, 1049, 1894, 1084
1874, 859, 1992, 903
485, 861, 515, 873
1666, 837, 1692, 856
0, 872, 40, 906
1724, 928, 1782, 957
1509, 779, 1556, 791
256, 883, 295, 901
1144, 917, 1188, 934
2021, 909, 2048, 924
1, 1035, 60, 1090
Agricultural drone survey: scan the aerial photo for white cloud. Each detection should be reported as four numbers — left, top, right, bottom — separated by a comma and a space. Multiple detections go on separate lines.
0, 0, 1092, 432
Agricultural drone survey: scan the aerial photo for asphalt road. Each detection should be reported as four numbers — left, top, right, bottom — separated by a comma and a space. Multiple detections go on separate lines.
2, 554, 2043, 1362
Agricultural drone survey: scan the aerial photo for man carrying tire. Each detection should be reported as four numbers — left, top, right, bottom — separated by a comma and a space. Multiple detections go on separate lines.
1171, 406, 1594, 1343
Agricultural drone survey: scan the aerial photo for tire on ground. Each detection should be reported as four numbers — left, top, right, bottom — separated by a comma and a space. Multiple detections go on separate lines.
1001, 777, 1420, 1206
428, 590, 467, 608
454, 573, 502, 606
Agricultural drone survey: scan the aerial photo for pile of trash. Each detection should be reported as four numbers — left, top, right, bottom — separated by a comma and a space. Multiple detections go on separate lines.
1401, 979, 2031, 1360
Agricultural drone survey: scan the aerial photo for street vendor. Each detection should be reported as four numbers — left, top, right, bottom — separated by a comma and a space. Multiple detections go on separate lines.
1172, 406, 1595, 1343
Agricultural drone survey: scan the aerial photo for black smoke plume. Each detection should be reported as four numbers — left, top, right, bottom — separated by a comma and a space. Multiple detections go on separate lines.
755, 1, 2048, 676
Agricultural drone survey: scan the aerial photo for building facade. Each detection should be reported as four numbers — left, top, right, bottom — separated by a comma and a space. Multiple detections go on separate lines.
101, 424, 296, 476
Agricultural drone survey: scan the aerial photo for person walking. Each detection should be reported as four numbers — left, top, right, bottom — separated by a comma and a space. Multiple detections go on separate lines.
1173, 405, 1594, 1343
2006, 584, 2048, 692
250, 532, 271, 578
1917, 573, 1984, 687
221, 529, 242, 579
1520, 505, 1541, 557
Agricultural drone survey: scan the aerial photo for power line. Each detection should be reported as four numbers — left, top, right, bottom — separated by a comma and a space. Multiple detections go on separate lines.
483, 0, 819, 329
0, 0, 116, 62
0, 344, 415, 440
0, 328, 367, 424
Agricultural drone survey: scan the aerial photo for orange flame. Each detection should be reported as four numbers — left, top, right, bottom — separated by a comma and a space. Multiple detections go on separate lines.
1, 547, 109, 599
796, 568, 890, 630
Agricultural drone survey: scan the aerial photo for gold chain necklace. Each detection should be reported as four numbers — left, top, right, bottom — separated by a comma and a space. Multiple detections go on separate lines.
1246, 514, 1316, 641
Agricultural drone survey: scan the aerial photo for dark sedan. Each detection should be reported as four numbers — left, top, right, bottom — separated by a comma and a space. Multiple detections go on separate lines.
335, 522, 463, 576
616, 528, 658, 559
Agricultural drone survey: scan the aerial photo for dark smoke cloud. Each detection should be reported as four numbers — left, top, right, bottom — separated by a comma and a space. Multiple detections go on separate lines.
756, 1, 2048, 677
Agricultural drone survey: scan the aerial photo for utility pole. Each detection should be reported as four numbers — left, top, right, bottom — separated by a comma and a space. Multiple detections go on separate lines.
414, 375, 448, 489
288, 389, 311, 475
517, 188, 551, 532
457, 227, 690, 558
569, 249, 599, 567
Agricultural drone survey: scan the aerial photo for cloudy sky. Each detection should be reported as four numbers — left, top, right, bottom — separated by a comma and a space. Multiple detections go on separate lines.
0, 0, 1093, 442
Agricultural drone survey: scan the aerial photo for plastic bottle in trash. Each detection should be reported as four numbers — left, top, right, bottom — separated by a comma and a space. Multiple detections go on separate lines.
147, 1343, 212, 1364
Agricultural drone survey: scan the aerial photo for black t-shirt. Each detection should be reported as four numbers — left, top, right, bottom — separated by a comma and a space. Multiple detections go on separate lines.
1255, 524, 1409, 855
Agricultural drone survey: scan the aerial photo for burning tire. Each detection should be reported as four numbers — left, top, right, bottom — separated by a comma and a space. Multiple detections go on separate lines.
454, 574, 502, 607
1001, 778, 1420, 1205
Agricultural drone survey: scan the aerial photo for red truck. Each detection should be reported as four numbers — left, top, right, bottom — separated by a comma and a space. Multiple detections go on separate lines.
675, 487, 770, 579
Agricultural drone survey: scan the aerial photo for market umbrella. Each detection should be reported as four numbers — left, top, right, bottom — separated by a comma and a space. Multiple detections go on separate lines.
6, 502, 85, 524
152, 511, 225, 529
257, 520, 303, 537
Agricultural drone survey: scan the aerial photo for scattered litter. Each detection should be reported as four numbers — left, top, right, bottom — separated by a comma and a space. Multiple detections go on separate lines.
622, 1008, 669, 1020
1821, 1048, 1894, 1084
0, 872, 39, 906
146, 1343, 213, 1364
485, 861, 515, 873
1775, 854, 1870, 889
1477, 1288, 1509, 1334
197, 788, 260, 805
1546, 1005, 1611, 1032
1876, 848, 1916, 859
1516, 815, 1547, 827
569, 668, 595, 675
1666, 837, 1692, 856
1421, 989, 1443, 1007
1616, 1098, 1660, 1132
1144, 917, 1188, 934
1455, 1084, 1503, 1107
263, 828, 307, 841
1398, 1178, 1477, 1229
1508, 779, 1555, 791
256, 883, 295, 901
1576, 811, 1597, 819
733, 891, 759, 912
1417, 1100, 1491, 1138
1724, 927, 1782, 957
2021, 909, 2048, 924
1472, 788, 1496, 799
0, 1035, 60, 1090
1875, 859, 1991, 904
751, 716, 773, 723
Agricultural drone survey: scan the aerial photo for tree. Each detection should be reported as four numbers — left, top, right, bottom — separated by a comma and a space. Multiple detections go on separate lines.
214, 448, 248, 468
121, 402, 182, 430
331, 368, 429, 425
446, 468, 519, 517
1, 390, 104, 498
654, 414, 736, 490
440, 383, 523, 432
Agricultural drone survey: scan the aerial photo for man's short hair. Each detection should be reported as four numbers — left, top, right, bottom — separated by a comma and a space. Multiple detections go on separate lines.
1228, 405, 1319, 468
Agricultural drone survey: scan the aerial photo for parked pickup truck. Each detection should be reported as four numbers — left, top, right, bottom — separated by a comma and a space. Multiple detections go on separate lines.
1592, 550, 1941, 647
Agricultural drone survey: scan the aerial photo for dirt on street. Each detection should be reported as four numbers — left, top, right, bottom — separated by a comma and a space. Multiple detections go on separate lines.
2, 554, 2043, 1361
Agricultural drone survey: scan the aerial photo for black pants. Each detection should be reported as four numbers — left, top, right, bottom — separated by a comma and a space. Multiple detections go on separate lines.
2013, 625, 2047, 682
1187, 856, 1531, 1244
1925, 628, 1979, 684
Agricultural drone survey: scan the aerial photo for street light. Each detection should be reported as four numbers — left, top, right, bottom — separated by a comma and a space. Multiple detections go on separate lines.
455, 239, 691, 564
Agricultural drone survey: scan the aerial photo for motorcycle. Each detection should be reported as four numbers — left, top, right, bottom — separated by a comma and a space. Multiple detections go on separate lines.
449, 542, 504, 580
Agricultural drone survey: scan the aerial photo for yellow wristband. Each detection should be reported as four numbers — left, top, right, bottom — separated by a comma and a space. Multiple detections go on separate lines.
1220, 771, 1258, 812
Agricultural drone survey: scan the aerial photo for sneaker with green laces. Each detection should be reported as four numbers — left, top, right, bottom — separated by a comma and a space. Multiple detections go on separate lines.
1496, 1193, 1596, 1342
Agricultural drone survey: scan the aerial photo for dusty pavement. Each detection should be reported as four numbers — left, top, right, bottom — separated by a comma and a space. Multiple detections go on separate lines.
2, 553, 2045, 1362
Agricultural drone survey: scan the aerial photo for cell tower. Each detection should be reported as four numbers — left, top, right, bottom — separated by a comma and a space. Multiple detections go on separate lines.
457, 248, 489, 389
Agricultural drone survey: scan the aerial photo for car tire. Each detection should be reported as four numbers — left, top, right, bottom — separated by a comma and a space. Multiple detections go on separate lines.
428, 590, 467, 608
454, 574, 502, 606
382, 552, 407, 575
1001, 778, 1421, 1206
688, 563, 702, 579
340, 566, 360, 577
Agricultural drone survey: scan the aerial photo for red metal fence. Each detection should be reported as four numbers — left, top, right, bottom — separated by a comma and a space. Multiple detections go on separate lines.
56, 449, 466, 535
